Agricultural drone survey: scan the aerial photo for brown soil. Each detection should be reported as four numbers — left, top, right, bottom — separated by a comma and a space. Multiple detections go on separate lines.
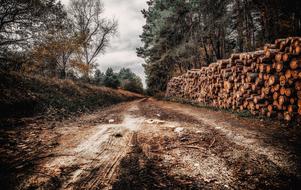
1, 98, 300, 190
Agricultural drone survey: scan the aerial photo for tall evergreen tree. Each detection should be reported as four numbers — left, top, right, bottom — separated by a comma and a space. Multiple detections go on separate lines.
138, 0, 301, 94
103, 68, 120, 89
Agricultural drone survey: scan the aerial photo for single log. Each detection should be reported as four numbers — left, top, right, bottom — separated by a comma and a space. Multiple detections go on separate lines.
267, 111, 276, 117
280, 87, 286, 95
290, 98, 295, 104
273, 92, 279, 100
254, 96, 264, 104
290, 58, 300, 70
296, 81, 301, 91
278, 95, 287, 106
279, 75, 286, 86
297, 91, 301, 99
275, 53, 283, 62
264, 74, 270, 81
247, 73, 258, 83
283, 53, 291, 62
266, 64, 272, 73
285, 88, 292, 97
275, 62, 284, 72
291, 70, 299, 79
274, 84, 280, 91
288, 105, 297, 113
284, 112, 292, 121
295, 45, 301, 55
269, 75, 279, 86
265, 49, 277, 58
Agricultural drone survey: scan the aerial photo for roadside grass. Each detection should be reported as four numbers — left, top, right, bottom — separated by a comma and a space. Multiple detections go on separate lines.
0, 71, 143, 121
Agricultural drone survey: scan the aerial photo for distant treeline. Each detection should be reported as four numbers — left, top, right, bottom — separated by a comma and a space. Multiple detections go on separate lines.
138, 0, 301, 94
94, 68, 144, 94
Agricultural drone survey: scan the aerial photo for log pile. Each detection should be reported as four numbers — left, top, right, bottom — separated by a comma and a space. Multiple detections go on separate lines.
166, 37, 301, 122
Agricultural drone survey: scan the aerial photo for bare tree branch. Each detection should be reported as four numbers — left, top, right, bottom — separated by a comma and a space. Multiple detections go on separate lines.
69, 0, 117, 68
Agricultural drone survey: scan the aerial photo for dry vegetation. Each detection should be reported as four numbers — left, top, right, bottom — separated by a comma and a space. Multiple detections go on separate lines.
0, 71, 143, 123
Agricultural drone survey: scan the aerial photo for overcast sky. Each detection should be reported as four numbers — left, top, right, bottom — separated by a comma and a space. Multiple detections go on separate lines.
61, 0, 147, 86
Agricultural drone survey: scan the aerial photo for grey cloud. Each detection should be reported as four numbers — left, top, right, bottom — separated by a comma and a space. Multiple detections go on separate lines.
61, 0, 147, 87
96, 50, 146, 84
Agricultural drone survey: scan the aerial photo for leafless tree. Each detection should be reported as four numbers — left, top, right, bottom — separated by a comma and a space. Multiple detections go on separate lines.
69, 0, 118, 67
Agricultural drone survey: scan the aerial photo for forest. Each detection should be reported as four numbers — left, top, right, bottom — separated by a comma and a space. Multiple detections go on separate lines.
0, 0, 143, 93
138, 0, 301, 94
1, 0, 301, 190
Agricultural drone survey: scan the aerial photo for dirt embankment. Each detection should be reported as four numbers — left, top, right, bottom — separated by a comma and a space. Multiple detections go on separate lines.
1, 98, 300, 190
0, 71, 143, 122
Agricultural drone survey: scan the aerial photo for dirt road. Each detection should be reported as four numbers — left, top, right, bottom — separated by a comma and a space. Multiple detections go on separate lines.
1, 98, 301, 189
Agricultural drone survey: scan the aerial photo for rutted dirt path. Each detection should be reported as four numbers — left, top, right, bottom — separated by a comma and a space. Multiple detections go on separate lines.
1, 98, 301, 189
17, 101, 145, 190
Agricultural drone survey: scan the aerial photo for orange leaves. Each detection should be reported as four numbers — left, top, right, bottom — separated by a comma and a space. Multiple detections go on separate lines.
70, 59, 90, 74
27, 32, 89, 77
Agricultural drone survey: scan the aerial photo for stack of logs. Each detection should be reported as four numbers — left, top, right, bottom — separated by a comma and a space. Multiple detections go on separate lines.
166, 37, 301, 122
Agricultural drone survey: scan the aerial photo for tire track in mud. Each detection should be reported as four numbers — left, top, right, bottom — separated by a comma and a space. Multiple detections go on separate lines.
150, 99, 300, 176
127, 99, 301, 189
70, 130, 132, 190
113, 102, 235, 189
19, 101, 145, 190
